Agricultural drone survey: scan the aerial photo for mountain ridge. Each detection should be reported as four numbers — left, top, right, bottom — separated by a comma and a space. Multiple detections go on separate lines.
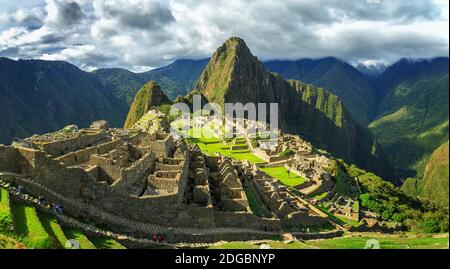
0, 57, 128, 144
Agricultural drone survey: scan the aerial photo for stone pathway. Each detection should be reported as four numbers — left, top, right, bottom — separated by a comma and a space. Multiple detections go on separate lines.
0, 180, 174, 249
1, 174, 347, 245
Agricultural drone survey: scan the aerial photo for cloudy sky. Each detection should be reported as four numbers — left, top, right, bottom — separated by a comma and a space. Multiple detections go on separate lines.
0, 0, 448, 71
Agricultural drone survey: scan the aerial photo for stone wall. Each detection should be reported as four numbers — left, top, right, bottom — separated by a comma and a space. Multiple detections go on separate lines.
139, 133, 175, 158
40, 131, 108, 157
214, 211, 281, 230
15, 147, 87, 199
55, 139, 122, 166
0, 146, 21, 173
115, 152, 156, 192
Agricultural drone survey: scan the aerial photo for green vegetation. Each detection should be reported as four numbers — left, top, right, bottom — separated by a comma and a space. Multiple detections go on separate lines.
187, 127, 265, 164
195, 37, 245, 106
370, 71, 449, 178
38, 213, 69, 248
265, 58, 378, 125
287, 80, 392, 182
317, 206, 360, 227
343, 161, 448, 233
0, 233, 24, 249
420, 141, 449, 207
260, 166, 307, 187
88, 236, 125, 249
208, 242, 260, 249
208, 240, 314, 249
313, 192, 329, 201
206, 233, 449, 249
124, 81, 171, 128
309, 234, 449, 249
279, 148, 295, 158
0, 189, 14, 236
94, 60, 208, 103
0, 58, 128, 145
62, 227, 96, 249
10, 200, 56, 249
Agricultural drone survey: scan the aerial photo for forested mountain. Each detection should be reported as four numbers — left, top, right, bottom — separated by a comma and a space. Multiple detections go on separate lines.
264, 58, 378, 125
94, 59, 208, 104
0, 58, 128, 144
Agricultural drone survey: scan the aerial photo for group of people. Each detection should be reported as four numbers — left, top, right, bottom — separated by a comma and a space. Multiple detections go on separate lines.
11, 184, 64, 215
51, 203, 64, 214
151, 233, 166, 243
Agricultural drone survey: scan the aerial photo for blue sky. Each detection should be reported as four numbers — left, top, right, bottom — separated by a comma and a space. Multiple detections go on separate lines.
1, 0, 448, 71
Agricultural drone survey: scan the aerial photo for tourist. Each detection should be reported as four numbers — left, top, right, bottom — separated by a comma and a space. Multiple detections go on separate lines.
38, 196, 46, 206
52, 203, 58, 214
152, 234, 158, 242
158, 234, 165, 243
17, 185, 24, 195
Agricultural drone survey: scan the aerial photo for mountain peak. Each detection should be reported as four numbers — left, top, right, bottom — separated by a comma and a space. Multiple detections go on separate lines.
213, 37, 252, 61
224, 36, 247, 47
195, 37, 264, 105
124, 81, 171, 128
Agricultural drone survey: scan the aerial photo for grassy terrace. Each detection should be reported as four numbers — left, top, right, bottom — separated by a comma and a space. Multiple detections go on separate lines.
309, 234, 449, 249
62, 227, 96, 249
1, 187, 124, 249
186, 127, 265, 164
207, 234, 449, 249
260, 166, 307, 187
208, 240, 314, 249
89, 236, 126, 249
10, 200, 57, 249
0, 189, 14, 236
38, 213, 69, 248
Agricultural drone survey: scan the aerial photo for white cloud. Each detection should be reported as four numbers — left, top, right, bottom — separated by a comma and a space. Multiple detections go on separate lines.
0, 0, 448, 70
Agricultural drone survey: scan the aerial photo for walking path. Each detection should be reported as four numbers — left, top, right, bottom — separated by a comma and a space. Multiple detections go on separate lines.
0, 172, 346, 245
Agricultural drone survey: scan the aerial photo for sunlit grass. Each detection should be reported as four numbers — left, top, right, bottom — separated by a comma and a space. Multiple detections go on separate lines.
260, 166, 307, 187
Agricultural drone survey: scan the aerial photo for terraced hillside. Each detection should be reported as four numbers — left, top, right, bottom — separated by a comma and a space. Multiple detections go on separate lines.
0, 186, 124, 249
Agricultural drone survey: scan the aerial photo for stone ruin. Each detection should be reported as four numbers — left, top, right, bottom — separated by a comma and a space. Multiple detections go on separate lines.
0, 118, 331, 238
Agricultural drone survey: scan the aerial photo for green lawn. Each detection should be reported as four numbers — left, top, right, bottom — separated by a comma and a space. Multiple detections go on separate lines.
62, 227, 96, 249
313, 192, 329, 201
260, 166, 307, 187
0, 189, 14, 235
208, 240, 314, 249
88, 236, 126, 249
10, 200, 56, 249
187, 127, 265, 164
208, 242, 260, 249
38, 213, 69, 248
309, 235, 449, 249
208, 235, 449, 249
